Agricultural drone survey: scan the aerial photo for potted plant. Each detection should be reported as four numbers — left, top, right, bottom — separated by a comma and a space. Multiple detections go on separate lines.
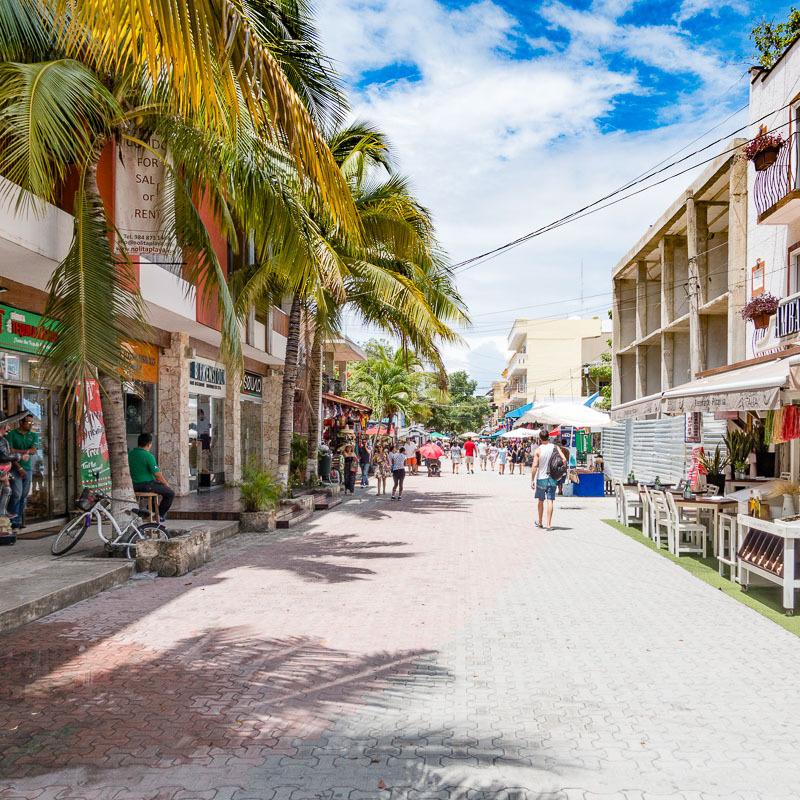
751, 419, 775, 477
237, 458, 281, 532
724, 428, 754, 480
740, 293, 780, 330
745, 132, 784, 171
698, 445, 729, 495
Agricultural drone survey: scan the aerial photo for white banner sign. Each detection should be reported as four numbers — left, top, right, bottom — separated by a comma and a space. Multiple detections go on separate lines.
114, 136, 171, 259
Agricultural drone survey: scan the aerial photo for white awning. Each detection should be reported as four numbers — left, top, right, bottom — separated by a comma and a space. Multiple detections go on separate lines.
661, 355, 800, 414
610, 392, 663, 421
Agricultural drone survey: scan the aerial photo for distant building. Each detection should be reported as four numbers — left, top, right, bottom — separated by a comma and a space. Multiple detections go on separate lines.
506, 317, 610, 408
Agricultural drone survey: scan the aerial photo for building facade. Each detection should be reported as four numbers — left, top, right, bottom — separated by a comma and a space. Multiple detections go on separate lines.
506, 317, 609, 408
0, 138, 288, 520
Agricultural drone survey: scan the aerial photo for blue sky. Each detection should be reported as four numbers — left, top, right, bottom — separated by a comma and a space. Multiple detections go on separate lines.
316, 0, 794, 393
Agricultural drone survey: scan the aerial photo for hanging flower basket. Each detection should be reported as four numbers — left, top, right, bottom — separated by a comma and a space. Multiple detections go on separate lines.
745, 133, 784, 172
740, 293, 780, 328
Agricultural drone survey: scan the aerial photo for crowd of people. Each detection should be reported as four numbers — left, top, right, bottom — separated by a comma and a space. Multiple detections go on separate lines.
338, 430, 571, 528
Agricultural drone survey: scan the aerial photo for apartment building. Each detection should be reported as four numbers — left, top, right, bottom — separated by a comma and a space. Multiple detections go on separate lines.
505, 317, 609, 409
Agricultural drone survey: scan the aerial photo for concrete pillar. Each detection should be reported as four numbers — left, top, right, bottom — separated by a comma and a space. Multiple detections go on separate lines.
728, 143, 748, 365
635, 346, 646, 399
224, 379, 242, 483
336, 360, 347, 393
612, 279, 622, 408
660, 237, 675, 328
695, 202, 709, 307
261, 368, 282, 475
686, 192, 707, 377
636, 261, 648, 342
661, 332, 674, 391
158, 332, 191, 495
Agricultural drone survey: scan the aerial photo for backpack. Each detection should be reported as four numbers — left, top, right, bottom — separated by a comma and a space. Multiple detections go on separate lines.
547, 446, 566, 481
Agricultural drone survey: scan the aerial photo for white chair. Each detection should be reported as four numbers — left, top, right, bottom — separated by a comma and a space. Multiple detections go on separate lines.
615, 480, 642, 527
717, 512, 738, 580
650, 490, 671, 549
665, 491, 708, 557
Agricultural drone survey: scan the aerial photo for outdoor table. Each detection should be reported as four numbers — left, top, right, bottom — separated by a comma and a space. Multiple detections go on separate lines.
674, 497, 737, 557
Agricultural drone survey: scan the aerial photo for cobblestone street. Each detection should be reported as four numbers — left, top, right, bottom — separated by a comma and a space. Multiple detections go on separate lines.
3, 469, 800, 800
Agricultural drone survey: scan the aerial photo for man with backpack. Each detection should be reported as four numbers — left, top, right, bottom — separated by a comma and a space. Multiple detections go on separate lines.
531, 429, 567, 531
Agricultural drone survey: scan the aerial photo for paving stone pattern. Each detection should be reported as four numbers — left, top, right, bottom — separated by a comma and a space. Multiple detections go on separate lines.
2, 468, 800, 799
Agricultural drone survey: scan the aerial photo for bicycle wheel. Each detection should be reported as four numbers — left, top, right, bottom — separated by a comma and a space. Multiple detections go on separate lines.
51, 513, 92, 556
122, 523, 168, 559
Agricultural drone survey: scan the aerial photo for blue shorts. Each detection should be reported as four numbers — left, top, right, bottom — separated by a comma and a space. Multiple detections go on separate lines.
535, 478, 557, 501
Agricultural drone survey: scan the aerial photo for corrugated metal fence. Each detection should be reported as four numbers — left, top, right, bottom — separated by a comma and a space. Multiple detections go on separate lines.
601, 415, 727, 483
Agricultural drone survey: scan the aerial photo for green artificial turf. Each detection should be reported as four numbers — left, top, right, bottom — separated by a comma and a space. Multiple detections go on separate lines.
603, 519, 800, 638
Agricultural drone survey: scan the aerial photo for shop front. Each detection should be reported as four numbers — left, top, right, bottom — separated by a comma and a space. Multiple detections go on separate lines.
241, 370, 263, 469
124, 341, 159, 456
0, 303, 77, 522
188, 357, 226, 490
321, 392, 371, 451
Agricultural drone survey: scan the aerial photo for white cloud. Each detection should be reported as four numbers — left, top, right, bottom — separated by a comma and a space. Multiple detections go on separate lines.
316, 0, 749, 386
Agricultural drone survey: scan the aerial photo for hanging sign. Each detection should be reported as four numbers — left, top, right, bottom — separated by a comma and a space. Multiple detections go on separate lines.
114, 136, 172, 259
751, 259, 765, 296
189, 358, 226, 398
0, 304, 59, 355
242, 371, 263, 398
684, 412, 702, 443
78, 379, 112, 490
688, 446, 704, 490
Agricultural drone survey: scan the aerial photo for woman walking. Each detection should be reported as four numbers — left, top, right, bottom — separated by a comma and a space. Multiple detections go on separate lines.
373, 445, 390, 496
391, 446, 407, 500
450, 441, 462, 474
497, 443, 508, 475
508, 443, 518, 474
342, 443, 358, 495
488, 442, 498, 471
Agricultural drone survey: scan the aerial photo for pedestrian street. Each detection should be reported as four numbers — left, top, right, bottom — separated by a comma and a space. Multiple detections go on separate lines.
3, 469, 800, 800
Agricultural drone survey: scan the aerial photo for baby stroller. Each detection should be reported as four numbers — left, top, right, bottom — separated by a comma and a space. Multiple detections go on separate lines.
427, 458, 441, 477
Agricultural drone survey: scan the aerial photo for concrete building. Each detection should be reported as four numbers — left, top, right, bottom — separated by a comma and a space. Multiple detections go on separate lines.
611, 143, 749, 418
506, 317, 609, 408
0, 139, 288, 521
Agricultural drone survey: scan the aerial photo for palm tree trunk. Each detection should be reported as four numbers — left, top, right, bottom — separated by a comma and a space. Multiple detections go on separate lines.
98, 371, 136, 514
277, 294, 302, 488
305, 329, 323, 481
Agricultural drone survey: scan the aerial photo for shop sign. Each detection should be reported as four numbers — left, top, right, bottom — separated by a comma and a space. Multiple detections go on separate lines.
78, 379, 112, 490
189, 358, 226, 397
242, 371, 263, 397
122, 341, 159, 383
684, 412, 702, 443
114, 136, 173, 259
776, 291, 800, 339
0, 304, 59, 355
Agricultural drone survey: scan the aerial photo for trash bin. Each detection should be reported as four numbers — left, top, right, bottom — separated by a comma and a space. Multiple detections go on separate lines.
319, 452, 332, 482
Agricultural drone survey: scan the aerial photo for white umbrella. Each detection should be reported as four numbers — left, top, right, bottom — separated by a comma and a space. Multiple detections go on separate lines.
516, 403, 614, 428
459, 431, 480, 439
498, 427, 540, 439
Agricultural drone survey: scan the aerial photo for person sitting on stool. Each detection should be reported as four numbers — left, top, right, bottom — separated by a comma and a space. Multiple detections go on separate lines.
128, 433, 174, 522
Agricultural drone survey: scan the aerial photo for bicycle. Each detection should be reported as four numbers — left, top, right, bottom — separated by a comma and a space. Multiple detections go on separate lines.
51, 483, 168, 558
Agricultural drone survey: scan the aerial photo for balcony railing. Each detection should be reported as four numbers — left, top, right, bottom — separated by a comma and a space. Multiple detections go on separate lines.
754, 133, 796, 219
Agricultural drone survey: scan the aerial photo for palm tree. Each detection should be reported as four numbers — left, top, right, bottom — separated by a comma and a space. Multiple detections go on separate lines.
0, 0, 353, 501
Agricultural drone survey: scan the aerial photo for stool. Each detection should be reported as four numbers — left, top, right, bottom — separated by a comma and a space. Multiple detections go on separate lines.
135, 492, 159, 523
717, 512, 738, 580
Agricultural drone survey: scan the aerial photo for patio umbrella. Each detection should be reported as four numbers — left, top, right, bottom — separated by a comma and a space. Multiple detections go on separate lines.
497, 428, 540, 439
517, 403, 613, 428
460, 431, 480, 439
429, 432, 446, 439
419, 443, 444, 459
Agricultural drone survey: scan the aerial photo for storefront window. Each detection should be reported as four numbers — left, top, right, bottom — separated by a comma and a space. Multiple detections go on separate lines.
125, 382, 158, 455
241, 399, 262, 468
189, 393, 225, 488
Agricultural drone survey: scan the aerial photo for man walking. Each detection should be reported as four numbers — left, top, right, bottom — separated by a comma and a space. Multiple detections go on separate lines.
128, 433, 174, 522
477, 439, 488, 471
7, 412, 38, 530
463, 437, 477, 474
357, 437, 371, 487
531, 430, 566, 531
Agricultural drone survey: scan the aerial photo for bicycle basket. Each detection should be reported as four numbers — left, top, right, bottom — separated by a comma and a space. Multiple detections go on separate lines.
76, 488, 96, 512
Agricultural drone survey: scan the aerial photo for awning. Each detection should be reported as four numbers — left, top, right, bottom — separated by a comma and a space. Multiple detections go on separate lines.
610, 355, 800, 420
611, 392, 663, 421
505, 402, 533, 419
322, 392, 372, 412
517, 403, 614, 428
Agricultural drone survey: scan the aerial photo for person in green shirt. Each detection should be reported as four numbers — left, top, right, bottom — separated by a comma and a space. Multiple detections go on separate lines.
7, 412, 38, 529
128, 433, 174, 521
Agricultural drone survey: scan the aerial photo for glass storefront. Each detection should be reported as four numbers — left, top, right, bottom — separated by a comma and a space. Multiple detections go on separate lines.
189, 394, 225, 489
125, 382, 158, 455
241, 371, 264, 470
0, 350, 75, 522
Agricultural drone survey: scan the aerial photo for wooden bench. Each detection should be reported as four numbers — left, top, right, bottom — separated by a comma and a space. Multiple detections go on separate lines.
135, 492, 159, 523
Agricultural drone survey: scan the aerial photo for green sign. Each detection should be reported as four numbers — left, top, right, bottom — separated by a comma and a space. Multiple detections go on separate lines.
0, 304, 58, 355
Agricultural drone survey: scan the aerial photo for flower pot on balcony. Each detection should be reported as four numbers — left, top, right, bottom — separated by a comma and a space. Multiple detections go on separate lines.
754, 147, 780, 172
752, 311, 774, 330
